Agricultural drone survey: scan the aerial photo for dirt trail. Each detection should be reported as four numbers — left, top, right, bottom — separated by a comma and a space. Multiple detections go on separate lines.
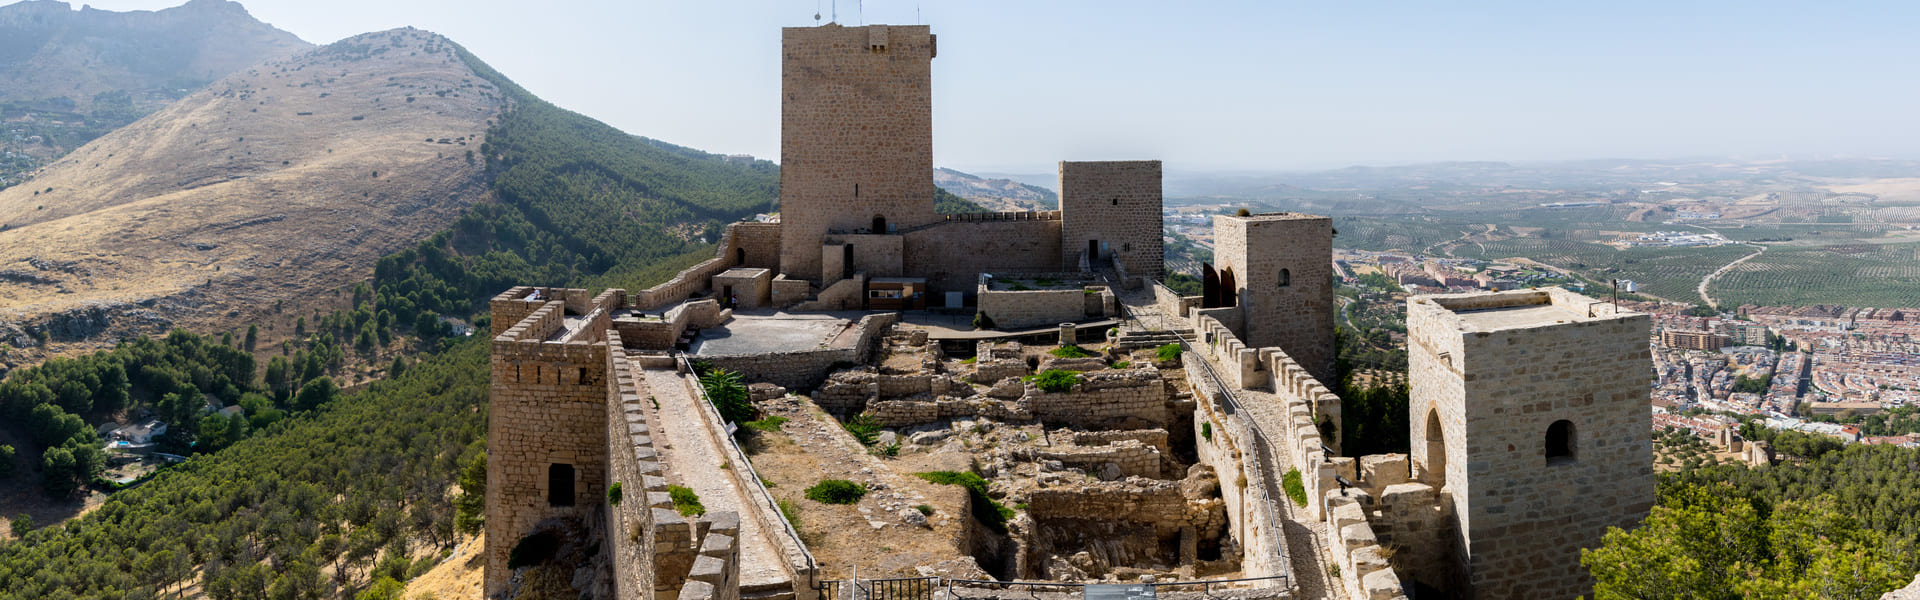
1699, 244, 1764, 308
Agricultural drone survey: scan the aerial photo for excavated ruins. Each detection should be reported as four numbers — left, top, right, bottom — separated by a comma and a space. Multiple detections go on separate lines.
780, 325, 1252, 582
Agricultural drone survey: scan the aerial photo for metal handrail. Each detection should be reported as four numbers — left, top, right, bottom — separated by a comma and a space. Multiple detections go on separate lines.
677, 356, 821, 587
1119, 287, 1296, 593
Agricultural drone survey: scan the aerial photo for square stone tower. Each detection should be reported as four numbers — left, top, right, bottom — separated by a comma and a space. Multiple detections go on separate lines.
779, 24, 939, 282
1060, 160, 1163, 277
484, 287, 613, 596
1211, 212, 1335, 383
1406, 288, 1654, 599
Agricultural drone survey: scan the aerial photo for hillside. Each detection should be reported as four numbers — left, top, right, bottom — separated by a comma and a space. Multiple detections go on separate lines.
0, 27, 501, 359
933, 167, 1056, 211
0, 0, 310, 188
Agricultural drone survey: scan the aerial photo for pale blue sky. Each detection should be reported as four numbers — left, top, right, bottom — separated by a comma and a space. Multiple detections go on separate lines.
73, 0, 1920, 173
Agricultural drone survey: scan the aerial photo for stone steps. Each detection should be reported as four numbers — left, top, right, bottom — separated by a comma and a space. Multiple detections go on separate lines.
1113, 328, 1194, 350
741, 582, 797, 600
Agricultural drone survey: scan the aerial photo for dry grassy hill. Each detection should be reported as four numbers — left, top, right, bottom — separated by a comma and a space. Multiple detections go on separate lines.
0, 0, 310, 109
0, 27, 502, 355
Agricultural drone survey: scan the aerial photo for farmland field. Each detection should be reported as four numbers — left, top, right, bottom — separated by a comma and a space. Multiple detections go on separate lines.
1454, 239, 1753, 304
1332, 217, 1468, 252
1709, 242, 1920, 308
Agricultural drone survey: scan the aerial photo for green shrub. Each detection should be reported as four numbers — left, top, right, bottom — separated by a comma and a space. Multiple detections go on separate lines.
1025, 369, 1082, 394
915, 504, 934, 516
698, 368, 755, 424
875, 442, 900, 457
915, 471, 1013, 533
1048, 345, 1096, 358
744, 416, 788, 433
1111, 361, 1131, 369
805, 479, 868, 504
1282, 468, 1308, 507
843, 413, 882, 446
607, 481, 623, 506
1201, 421, 1213, 442
972, 312, 995, 330
668, 485, 706, 516
1156, 343, 1182, 363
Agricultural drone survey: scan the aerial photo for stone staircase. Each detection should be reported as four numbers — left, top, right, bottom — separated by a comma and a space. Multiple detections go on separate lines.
1113, 327, 1193, 351
741, 581, 797, 600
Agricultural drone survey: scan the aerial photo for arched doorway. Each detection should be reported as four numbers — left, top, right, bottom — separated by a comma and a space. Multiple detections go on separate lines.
1202, 264, 1221, 308
1219, 268, 1238, 307
735, 247, 747, 266
1425, 409, 1447, 488
1546, 420, 1577, 465
871, 215, 887, 233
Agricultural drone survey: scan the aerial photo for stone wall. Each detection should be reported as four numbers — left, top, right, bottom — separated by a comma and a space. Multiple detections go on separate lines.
824, 233, 906, 278
903, 219, 1062, 296
731, 222, 782, 271
1211, 213, 1335, 384
779, 24, 938, 282
1060, 161, 1164, 280
1149, 280, 1200, 320
978, 283, 1097, 330
792, 274, 865, 312
1018, 439, 1162, 479
605, 343, 665, 600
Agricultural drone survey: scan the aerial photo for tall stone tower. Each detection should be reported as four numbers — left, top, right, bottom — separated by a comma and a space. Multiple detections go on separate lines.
779, 24, 938, 282
1405, 288, 1654, 599
1059, 160, 1163, 277
484, 287, 612, 596
1211, 212, 1335, 383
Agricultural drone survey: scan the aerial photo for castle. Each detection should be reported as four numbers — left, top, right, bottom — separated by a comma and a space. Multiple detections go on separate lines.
483, 22, 1652, 600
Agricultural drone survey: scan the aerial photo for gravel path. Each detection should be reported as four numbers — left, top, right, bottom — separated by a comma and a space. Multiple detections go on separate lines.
638, 365, 792, 590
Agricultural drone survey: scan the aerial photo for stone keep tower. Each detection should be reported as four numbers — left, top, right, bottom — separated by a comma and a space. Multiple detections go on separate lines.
484, 287, 612, 596
1211, 212, 1336, 383
779, 24, 938, 283
1406, 288, 1654, 599
1060, 160, 1163, 277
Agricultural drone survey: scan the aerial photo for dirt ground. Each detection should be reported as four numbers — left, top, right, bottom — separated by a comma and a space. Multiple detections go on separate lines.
404, 531, 486, 600
744, 394, 977, 579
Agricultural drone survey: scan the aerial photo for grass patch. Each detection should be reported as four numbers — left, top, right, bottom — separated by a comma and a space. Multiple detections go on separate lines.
1023, 369, 1082, 393
1282, 468, 1308, 507
915, 504, 934, 516
915, 471, 1014, 533
1156, 343, 1182, 363
961, 356, 977, 364
1111, 361, 1131, 369
1049, 345, 1096, 358
744, 415, 789, 433
668, 485, 706, 517
805, 479, 868, 504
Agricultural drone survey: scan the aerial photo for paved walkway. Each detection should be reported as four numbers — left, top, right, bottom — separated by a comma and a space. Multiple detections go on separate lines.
636, 364, 791, 591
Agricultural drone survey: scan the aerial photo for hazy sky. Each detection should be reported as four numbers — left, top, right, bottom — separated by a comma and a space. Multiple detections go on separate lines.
74, 0, 1920, 173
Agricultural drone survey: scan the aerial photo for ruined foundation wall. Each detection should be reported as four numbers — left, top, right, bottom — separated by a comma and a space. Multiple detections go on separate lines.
1181, 353, 1286, 579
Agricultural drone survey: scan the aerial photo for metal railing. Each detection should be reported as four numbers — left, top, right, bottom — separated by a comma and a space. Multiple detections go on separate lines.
817, 576, 940, 600
1117, 287, 1295, 594
944, 574, 1296, 599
